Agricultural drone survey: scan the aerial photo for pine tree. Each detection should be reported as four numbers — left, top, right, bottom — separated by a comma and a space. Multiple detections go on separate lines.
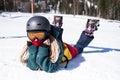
98, 0, 106, 18
0, 0, 4, 11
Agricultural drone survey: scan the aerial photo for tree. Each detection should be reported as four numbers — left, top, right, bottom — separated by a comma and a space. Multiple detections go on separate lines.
0, 0, 4, 11
98, 0, 106, 18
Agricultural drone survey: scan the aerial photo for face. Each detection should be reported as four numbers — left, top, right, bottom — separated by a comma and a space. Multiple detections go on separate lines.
27, 31, 46, 41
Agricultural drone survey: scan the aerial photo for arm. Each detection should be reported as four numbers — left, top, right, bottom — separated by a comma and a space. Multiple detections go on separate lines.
27, 42, 39, 70
36, 44, 63, 73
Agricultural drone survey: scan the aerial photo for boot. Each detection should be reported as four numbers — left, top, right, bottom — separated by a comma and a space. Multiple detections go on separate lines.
85, 19, 100, 37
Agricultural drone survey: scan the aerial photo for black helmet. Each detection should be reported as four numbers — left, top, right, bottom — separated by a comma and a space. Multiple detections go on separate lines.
26, 16, 51, 32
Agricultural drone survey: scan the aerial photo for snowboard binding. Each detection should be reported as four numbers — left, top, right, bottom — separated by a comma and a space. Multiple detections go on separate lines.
53, 15, 63, 28
85, 19, 100, 37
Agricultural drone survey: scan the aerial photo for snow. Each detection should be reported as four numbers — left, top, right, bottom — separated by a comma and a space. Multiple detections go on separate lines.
0, 12, 120, 80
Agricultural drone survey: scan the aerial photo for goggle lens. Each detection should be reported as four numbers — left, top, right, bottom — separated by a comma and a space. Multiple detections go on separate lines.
27, 32, 45, 40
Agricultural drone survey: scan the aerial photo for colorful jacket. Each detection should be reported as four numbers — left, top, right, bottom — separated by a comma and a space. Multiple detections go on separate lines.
27, 25, 78, 73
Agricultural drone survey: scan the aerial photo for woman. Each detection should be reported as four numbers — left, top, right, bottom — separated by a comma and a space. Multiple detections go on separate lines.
20, 16, 99, 73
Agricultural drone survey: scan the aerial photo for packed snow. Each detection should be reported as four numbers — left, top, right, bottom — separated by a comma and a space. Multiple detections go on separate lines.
0, 12, 120, 80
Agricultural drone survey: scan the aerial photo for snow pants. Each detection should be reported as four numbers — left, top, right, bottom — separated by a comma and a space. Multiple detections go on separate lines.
74, 31, 94, 54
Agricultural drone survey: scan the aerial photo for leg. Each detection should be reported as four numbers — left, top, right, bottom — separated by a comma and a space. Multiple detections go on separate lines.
74, 31, 94, 54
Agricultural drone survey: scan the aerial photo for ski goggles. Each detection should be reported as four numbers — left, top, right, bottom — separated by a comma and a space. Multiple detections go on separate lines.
27, 31, 46, 40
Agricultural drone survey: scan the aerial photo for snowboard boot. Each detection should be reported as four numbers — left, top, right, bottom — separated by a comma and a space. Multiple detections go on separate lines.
85, 19, 100, 37
53, 15, 63, 28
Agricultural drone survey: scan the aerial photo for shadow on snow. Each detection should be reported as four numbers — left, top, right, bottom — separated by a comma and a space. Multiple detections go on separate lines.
59, 54, 85, 71
83, 46, 120, 53
59, 45, 120, 71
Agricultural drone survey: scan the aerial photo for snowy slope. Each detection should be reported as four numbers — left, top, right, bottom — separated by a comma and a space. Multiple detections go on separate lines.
0, 12, 120, 80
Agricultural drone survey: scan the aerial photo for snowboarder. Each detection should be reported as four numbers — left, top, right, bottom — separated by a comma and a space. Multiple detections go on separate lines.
20, 16, 99, 73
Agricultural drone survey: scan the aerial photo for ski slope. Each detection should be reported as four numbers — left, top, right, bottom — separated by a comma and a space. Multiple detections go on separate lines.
0, 12, 120, 80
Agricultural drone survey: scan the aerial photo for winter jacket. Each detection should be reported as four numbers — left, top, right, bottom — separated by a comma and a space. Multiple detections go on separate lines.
27, 25, 64, 72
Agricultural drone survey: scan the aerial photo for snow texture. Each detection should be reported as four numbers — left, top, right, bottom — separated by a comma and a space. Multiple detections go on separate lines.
0, 12, 120, 80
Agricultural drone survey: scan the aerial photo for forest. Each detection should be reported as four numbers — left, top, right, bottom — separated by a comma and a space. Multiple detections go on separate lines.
0, 0, 120, 20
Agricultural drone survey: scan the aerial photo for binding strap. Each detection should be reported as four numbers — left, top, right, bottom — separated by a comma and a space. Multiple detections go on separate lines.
63, 55, 69, 68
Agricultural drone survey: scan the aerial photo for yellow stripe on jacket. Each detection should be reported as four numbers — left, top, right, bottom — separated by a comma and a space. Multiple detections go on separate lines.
61, 43, 72, 62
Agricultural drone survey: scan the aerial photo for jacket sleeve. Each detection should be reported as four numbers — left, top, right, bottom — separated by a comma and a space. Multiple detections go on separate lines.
35, 26, 64, 73
36, 45, 63, 73
27, 44, 39, 70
